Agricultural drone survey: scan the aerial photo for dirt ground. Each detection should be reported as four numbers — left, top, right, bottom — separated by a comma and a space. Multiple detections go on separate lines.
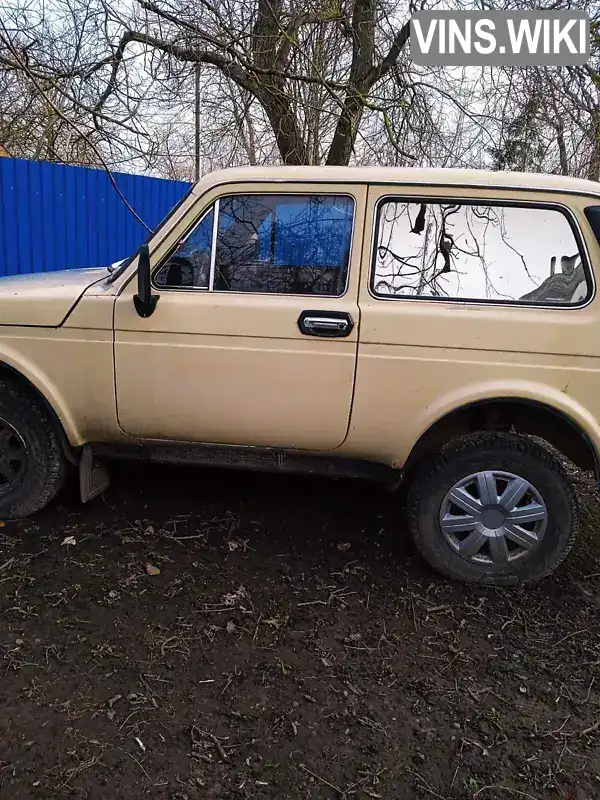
1, 461, 600, 800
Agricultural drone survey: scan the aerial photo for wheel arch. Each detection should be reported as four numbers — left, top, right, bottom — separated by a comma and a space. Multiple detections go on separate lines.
403, 396, 599, 481
0, 359, 80, 462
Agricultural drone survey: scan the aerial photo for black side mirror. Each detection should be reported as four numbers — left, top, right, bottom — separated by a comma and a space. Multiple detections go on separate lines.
133, 243, 159, 318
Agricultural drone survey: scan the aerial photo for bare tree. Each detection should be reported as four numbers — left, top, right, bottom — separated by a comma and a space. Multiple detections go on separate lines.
0, 0, 423, 167
1, 0, 600, 181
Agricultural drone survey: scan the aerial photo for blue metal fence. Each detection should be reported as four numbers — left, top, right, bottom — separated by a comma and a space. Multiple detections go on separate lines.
0, 158, 191, 276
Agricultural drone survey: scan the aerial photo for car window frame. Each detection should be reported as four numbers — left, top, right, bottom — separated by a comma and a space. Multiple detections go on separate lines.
151, 204, 216, 292
151, 191, 357, 299
369, 195, 595, 310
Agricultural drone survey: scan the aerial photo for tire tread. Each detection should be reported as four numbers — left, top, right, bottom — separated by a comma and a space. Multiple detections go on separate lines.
407, 432, 579, 585
0, 379, 66, 518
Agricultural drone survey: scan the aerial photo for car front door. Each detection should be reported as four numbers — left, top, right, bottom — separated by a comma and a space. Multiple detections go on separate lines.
113, 183, 366, 451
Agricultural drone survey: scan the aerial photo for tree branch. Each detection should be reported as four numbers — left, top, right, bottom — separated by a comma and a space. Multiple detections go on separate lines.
0, 22, 151, 230
367, 20, 410, 87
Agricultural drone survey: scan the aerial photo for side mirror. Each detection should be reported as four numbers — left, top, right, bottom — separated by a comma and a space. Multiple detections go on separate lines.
133, 243, 159, 318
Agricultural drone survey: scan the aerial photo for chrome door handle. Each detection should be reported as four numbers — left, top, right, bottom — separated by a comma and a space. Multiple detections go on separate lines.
298, 311, 354, 338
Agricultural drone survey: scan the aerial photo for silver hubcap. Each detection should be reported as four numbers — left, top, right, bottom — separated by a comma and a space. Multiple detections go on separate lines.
439, 471, 547, 566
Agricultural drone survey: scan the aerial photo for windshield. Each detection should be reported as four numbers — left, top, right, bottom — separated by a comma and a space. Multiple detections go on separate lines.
584, 205, 600, 245
106, 184, 195, 284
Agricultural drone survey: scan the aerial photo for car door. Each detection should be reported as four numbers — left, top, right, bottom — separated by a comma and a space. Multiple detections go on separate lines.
347, 183, 597, 466
113, 183, 366, 451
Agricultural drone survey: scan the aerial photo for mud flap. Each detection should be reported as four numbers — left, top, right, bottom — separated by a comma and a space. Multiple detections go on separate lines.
79, 444, 110, 503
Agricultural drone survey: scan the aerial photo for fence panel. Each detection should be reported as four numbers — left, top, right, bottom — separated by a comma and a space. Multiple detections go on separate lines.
0, 158, 191, 276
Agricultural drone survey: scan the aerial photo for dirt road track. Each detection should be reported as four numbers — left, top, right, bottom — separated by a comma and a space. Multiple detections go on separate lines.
1, 462, 599, 799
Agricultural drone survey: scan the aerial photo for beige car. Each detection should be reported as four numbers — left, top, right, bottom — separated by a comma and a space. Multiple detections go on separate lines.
1, 166, 599, 585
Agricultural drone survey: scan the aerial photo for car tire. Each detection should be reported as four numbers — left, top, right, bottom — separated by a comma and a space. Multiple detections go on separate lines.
0, 379, 67, 519
407, 432, 578, 586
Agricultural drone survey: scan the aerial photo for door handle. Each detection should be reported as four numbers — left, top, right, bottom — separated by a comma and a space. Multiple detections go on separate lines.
298, 310, 354, 338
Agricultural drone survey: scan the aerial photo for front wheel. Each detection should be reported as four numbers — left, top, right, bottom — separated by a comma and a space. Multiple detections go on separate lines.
407, 432, 578, 586
0, 380, 66, 519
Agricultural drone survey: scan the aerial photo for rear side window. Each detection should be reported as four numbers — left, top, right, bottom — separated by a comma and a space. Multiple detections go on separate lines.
372, 200, 591, 306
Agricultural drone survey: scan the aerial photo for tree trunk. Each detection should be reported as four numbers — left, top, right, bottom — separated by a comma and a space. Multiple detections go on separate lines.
325, 0, 376, 165
326, 93, 365, 165
256, 83, 308, 165
587, 110, 600, 182
556, 122, 568, 175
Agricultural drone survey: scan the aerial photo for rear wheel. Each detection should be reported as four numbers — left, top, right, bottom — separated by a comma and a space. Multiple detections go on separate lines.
0, 380, 66, 519
407, 432, 578, 585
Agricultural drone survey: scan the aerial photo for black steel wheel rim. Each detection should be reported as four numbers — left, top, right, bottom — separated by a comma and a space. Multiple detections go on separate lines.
0, 418, 28, 493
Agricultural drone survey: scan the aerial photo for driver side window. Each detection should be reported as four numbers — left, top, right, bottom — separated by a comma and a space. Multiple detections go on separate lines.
153, 193, 354, 297
154, 208, 214, 289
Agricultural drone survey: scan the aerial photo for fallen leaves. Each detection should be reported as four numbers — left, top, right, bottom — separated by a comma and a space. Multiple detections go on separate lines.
146, 563, 160, 576
221, 586, 247, 606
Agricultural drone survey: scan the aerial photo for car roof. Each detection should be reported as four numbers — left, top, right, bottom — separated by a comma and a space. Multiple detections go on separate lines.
193, 166, 600, 198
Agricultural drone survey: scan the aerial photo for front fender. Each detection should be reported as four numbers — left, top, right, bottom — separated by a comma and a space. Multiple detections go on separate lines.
0, 344, 82, 445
